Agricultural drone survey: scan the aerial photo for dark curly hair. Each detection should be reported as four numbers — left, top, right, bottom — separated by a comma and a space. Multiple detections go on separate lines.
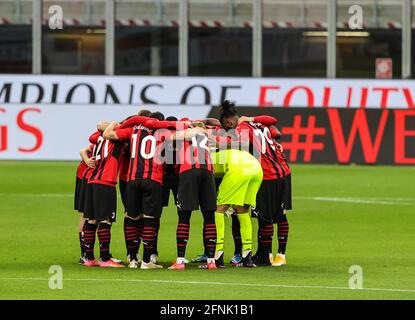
219, 100, 238, 126
137, 109, 152, 117
150, 111, 165, 121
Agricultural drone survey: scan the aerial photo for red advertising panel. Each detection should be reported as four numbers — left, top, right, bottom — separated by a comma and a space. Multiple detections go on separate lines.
208, 107, 415, 165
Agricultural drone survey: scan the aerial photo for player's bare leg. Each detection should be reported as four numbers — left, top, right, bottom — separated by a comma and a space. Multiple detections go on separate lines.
79, 217, 86, 232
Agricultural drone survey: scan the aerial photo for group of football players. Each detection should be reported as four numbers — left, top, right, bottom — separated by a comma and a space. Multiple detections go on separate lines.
73, 100, 292, 270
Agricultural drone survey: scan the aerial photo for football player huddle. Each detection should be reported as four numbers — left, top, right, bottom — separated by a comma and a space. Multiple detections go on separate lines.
73, 101, 292, 270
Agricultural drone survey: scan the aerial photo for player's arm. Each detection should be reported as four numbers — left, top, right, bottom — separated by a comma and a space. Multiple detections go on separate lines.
198, 118, 221, 127
119, 116, 151, 129
171, 127, 206, 141
190, 121, 206, 128
144, 119, 187, 130
254, 115, 277, 126
270, 126, 283, 152
97, 122, 111, 132
270, 126, 282, 140
80, 147, 95, 168
104, 122, 133, 141
89, 131, 101, 144
238, 115, 277, 126
103, 121, 122, 140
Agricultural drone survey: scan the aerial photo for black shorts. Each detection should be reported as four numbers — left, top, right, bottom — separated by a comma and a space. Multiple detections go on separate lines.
162, 175, 178, 207
119, 179, 127, 211
79, 179, 88, 214
75, 178, 89, 213
74, 177, 82, 211
252, 179, 286, 224
126, 179, 163, 218
177, 169, 217, 212
284, 174, 292, 211
83, 183, 117, 222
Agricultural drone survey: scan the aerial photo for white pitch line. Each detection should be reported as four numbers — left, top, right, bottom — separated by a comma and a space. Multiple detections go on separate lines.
1, 193, 414, 206
0, 277, 414, 294
355, 197, 415, 202
294, 196, 415, 206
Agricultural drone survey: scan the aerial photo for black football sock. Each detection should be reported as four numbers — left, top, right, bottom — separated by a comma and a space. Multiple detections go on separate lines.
202, 210, 216, 259
142, 217, 156, 263
124, 217, 139, 261
177, 210, 191, 258
97, 223, 112, 262
84, 222, 98, 260
231, 214, 242, 255
277, 214, 289, 254
258, 220, 274, 259
153, 217, 160, 256
136, 218, 144, 254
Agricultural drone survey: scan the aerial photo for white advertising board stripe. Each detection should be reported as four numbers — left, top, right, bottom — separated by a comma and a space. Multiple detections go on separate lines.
0, 75, 414, 109
0, 104, 211, 161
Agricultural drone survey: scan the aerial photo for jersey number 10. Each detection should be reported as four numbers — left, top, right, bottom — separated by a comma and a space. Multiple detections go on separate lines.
131, 134, 156, 159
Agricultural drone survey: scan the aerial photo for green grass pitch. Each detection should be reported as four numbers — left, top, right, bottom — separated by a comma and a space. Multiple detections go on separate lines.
0, 161, 414, 300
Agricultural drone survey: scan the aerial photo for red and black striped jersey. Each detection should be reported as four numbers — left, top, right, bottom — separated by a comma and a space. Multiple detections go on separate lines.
270, 126, 291, 177
207, 125, 233, 146
116, 120, 174, 184
237, 120, 288, 180
76, 144, 93, 179
81, 131, 101, 181
88, 137, 124, 186
177, 125, 214, 174
76, 161, 89, 179
275, 145, 291, 177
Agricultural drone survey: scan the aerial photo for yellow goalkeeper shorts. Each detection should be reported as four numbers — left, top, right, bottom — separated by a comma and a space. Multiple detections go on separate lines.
216, 150, 263, 207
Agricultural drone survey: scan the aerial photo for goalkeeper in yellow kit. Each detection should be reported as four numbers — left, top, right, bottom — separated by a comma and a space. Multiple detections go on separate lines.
212, 149, 263, 268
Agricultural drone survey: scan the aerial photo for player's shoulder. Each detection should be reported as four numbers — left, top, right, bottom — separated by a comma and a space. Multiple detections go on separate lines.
238, 121, 261, 131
